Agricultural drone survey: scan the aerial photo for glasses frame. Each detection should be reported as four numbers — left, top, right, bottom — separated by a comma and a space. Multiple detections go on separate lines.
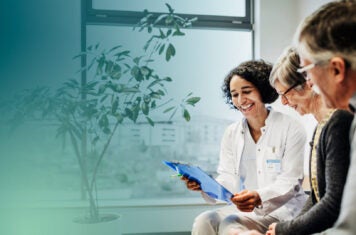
296, 63, 316, 73
296, 63, 316, 79
279, 83, 300, 101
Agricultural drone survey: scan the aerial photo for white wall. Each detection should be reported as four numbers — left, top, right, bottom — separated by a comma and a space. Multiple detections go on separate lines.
255, 0, 333, 62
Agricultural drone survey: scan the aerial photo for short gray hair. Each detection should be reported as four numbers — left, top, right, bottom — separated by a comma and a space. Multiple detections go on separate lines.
270, 47, 305, 89
295, 0, 356, 70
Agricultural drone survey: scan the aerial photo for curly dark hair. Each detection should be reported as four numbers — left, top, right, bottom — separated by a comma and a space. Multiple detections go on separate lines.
222, 60, 278, 109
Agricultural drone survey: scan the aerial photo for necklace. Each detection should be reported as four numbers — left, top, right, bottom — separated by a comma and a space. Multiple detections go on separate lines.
310, 109, 336, 201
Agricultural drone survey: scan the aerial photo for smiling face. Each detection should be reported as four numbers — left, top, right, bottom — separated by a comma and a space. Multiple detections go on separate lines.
274, 80, 312, 116
230, 75, 266, 119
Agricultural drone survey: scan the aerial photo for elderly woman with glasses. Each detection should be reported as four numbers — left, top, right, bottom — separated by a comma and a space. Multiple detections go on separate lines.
294, 1, 356, 234
182, 60, 308, 235
264, 47, 354, 235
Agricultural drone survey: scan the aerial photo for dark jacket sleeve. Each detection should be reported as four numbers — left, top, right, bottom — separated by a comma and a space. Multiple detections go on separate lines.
275, 110, 353, 235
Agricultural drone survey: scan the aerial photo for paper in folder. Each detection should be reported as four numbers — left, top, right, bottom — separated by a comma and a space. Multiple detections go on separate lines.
163, 160, 233, 203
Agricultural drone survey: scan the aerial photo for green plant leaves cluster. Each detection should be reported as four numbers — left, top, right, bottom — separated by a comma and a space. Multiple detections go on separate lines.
137, 3, 197, 62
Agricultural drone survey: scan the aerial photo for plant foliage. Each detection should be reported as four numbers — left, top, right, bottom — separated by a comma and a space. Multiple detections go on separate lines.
6, 4, 200, 223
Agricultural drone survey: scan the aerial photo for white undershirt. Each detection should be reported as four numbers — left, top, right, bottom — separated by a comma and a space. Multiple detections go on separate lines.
239, 127, 258, 191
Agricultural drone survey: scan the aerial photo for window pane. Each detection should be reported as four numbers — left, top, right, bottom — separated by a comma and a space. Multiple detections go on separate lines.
93, 0, 246, 17
84, 25, 252, 200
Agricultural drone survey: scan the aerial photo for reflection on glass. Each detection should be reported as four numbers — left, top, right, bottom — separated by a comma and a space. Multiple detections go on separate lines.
0, 24, 252, 203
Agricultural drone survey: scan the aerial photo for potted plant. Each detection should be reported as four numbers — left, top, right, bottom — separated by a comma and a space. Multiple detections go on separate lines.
5, 4, 199, 224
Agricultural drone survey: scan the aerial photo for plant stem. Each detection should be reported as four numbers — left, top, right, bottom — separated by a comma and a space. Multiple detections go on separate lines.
90, 119, 120, 191
69, 129, 99, 220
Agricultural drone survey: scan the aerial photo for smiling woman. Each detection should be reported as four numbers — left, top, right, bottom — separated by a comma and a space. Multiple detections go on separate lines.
183, 60, 307, 234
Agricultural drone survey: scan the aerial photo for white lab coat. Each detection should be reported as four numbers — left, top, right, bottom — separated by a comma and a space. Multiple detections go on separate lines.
213, 108, 307, 221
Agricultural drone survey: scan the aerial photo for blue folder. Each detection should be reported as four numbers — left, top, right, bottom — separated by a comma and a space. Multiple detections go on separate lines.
163, 160, 233, 203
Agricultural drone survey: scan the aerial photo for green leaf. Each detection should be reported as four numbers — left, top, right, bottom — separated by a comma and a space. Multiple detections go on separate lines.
99, 114, 109, 129
151, 100, 156, 108
131, 105, 140, 122
111, 64, 122, 80
116, 113, 124, 123
186, 97, 201, 106
103, 127, 111, 135
173, 30, 185, 36
114, 50, 130, 58
141, 102, 149, 115
105, 61, 114, 74
125, 108, 133, 119
133, 56, 142, 64
159, 29, 165, 39
165, 3, 174, 14
96, 56, 105, 75
72, 52, 87, 60
140, 66, 150, 76
154, 14, 168, 25
163, 106, 175, 113
166, 29, 172, 37
165, 43, 176, 61
131, 66, 144, 81
165, 15, 173, 25
183, 109, 191, 121
159, 44, 165, 55
147, 79, 162, 89
157, 89, 165, 96
100, 94, 108, 102
111, 97, 119, 114
146, 117, 154, 127
108, 45, 122, 53
164, 77, 172, 82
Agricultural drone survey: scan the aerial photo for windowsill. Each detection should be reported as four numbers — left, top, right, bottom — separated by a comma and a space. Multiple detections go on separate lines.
1, 196, 226, 210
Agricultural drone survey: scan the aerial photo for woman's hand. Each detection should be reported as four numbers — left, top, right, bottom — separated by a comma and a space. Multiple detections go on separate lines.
181, 176, 201, 191
266, 223, 277, 235
231, 189, 261, 212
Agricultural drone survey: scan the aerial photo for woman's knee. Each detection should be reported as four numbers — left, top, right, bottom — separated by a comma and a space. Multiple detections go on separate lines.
194, 210, 221, 226
219, 214, 246, 235
192, 210, 222, 234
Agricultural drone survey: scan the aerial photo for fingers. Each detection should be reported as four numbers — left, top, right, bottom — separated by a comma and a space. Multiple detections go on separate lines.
181, 176, 201, 191
231, 190, 262, 211
236, 204, 255, 212
232, 191, 254, 203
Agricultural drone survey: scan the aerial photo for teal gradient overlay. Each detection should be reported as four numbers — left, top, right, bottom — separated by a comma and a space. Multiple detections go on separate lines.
0, 1, 251, 234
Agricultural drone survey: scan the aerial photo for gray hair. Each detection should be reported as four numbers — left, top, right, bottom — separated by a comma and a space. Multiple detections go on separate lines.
269, 47, 305, 89
295, 0, 356, 70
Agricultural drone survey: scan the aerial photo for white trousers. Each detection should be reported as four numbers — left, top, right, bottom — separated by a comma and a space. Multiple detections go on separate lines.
191, 205, 279, 235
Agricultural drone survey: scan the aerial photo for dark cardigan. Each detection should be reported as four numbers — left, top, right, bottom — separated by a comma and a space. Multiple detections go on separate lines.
275, 109, 354, 235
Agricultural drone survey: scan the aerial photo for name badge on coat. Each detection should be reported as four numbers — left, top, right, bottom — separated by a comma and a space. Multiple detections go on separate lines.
266, 159, 281, 173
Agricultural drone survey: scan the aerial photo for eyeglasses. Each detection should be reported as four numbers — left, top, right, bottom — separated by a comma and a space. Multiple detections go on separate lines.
279, 83, 300, 101
296, 63, 316, 79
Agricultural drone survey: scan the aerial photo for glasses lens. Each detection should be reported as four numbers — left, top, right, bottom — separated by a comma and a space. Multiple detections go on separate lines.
302, 71, 307, 79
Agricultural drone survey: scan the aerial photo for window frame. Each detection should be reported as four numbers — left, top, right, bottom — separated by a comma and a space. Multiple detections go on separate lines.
83, 0, 253, 30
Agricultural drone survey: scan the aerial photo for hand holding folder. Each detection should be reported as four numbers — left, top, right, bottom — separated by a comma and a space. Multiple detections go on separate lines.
163, 160, 233, 203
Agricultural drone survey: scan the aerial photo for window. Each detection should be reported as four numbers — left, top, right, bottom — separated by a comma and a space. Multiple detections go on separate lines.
86, 25, 251, 199
82, 0, 253, 200
0, 0, 253, 203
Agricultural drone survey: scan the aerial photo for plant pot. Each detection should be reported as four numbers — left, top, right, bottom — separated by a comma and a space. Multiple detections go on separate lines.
69, 213, 122, 235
